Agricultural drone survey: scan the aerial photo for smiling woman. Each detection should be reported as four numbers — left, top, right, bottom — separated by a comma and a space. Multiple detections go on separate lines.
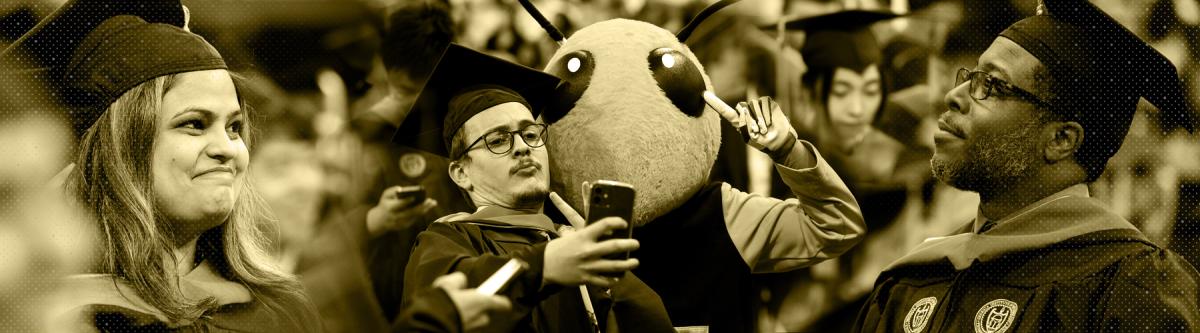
68, 69, 320, 330
0, 0, 321, 331
62, 69, 322, 331
150, 70, 249, 240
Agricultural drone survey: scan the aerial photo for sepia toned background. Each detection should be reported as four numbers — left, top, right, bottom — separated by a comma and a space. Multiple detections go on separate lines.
2, 0, 1197, 331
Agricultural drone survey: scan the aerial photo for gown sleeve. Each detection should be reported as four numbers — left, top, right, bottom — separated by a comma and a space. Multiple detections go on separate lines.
402, 222, 553, 308
1099, 249, 1200, 332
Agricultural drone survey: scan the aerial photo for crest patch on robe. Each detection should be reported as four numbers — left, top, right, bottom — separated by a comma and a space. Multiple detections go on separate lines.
973, 299, 1018, 333
903, 296, 936, 333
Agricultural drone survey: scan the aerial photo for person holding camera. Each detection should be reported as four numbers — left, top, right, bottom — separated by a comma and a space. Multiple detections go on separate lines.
391, 44, 673, 333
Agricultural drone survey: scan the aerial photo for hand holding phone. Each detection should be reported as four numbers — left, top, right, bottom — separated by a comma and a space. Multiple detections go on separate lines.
476, 259, 527, 295
367, 185, 435, 237
545, 190, 640, 287
583, 180, 636, 260
430, 272, 513, 332
395, 185, 427, 208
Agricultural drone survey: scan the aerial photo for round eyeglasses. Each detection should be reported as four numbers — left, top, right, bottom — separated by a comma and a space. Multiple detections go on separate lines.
458, 123, 547, 158
955, 68, 1050, 107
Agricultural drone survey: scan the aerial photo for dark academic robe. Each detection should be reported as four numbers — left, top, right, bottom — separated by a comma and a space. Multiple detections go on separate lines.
853, 185, 1200, 333
393, 287, 463, 333
53, 261, 322, 333
401, 206, 674, 333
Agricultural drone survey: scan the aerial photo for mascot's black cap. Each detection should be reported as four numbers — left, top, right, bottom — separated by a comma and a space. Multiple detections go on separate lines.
999, 0, 1195, 179
393, 43, 562, 159
780, 10, 900, 72
0, 0, 227, 139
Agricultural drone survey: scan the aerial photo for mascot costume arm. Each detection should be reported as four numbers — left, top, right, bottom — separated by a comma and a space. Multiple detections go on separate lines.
518, 0, 866, 328
712, 95, 865, 274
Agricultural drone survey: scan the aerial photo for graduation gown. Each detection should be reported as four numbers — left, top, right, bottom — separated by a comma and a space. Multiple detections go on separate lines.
50, 261, 322, 333
394, 287, 464, 333
853, 185, 1200, 333
402, 206, 674, 333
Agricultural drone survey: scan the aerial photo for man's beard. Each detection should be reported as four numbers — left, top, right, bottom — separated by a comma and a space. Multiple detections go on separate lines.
931, 120, 1042, 195
513, 183, 550, 208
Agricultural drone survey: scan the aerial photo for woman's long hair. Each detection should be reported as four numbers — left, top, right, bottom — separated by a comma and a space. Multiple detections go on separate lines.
69, 73, 310, 324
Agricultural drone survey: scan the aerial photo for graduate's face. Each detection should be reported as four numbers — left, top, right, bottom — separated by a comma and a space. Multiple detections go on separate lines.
827, 65, 883, 145
152, 70, 247, 235
932, 38, 1046, 193
455, 103, 550, 209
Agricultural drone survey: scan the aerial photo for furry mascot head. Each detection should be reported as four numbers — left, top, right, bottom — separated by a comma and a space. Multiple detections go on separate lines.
520, 0, 740, 225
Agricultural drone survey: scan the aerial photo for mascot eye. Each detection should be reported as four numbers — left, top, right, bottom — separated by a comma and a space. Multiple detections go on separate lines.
544, 50, 595, 124
648, 48, 705, 117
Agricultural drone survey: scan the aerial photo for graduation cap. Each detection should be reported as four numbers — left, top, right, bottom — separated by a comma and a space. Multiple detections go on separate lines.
999, 0, 1196, 180
779, 10, 901, 72
392, 43, 562, 158
0, 0, 226, 138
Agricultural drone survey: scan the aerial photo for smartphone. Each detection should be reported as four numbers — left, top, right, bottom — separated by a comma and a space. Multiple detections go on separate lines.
583, 180, 636, 260
476, 258, 526, 295
396, 185, 426, 208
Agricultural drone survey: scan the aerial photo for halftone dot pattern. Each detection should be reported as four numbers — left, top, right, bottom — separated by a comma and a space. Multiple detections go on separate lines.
851, 0, 1200, 332
2, 51, 81, 333
1, 0, 1198, 332
3, 1, 319, 332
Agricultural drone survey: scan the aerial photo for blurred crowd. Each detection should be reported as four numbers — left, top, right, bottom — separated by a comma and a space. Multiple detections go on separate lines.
1, 0, 1198, 332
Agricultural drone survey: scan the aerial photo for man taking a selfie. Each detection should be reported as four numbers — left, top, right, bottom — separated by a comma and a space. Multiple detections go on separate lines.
393, 44, 673, 333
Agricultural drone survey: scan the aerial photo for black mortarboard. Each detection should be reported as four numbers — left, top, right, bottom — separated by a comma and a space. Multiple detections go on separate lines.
999, 0, 1196, 179
780, 10, 900, 72
0, 0, 226, 138
392, 43, 561, 158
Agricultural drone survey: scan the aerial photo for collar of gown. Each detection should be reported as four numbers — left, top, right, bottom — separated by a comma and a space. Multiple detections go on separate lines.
884, 183, 1138, 272
972, 183, 1091, 233
463, 205, 560, 236
55, 260, 254, 326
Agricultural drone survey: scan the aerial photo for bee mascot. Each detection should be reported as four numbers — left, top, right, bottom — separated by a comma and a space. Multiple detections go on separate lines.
519, 1, 867, 330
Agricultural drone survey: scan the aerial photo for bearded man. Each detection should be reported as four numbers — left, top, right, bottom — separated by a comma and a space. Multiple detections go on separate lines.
853, 0, 1200, 332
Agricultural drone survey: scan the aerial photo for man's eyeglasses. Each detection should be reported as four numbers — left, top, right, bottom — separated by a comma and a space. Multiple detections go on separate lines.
955, 68, 1050, 107
459, 123, 547, 158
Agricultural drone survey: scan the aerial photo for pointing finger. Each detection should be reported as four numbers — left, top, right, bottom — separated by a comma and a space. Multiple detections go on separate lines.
704, 91, 743, 127
737, 102, 758, 134
549, 192, 586, 229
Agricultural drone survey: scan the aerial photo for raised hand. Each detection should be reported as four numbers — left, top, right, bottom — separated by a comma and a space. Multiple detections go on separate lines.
545, 192, 640, 288
736, 96, 798, 157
